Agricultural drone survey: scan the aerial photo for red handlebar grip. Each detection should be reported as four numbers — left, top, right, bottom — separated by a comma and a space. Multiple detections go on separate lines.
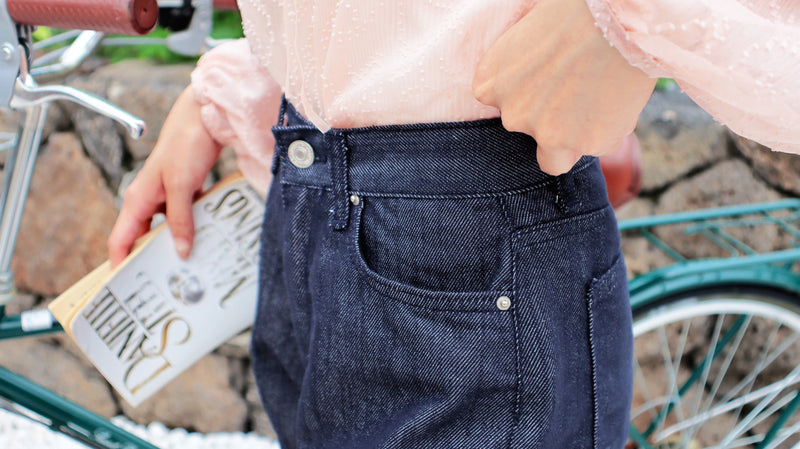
7, 0, 158, 35
213, 0, 238, 11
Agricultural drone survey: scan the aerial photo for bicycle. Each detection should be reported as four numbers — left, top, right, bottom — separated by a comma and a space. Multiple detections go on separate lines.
622, 200, 800, 448
1, 0, 800, 447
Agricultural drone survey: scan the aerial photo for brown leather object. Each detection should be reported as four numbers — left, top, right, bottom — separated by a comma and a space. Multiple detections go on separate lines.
8, 0, 158, 35
599, 133, 643, 209
213, 0, 239, 11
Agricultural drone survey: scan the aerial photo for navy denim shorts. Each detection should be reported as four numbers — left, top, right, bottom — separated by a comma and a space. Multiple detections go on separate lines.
251, 101, 633, 449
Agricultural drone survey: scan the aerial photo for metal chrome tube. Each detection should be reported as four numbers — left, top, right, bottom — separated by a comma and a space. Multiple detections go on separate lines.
0, 104, 48, 303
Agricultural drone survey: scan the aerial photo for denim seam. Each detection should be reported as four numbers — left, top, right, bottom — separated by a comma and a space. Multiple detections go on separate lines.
506, 306, 523, 449
506, 225, 523, 449
587, 286, 600, 449
350, 182, 551, 201
586, 257, 622, 449
279, 181, 333, 192
348, 199, 511, 312
496, 196, 516, 293
515, 205, 611, 246
329, 131, 351, 230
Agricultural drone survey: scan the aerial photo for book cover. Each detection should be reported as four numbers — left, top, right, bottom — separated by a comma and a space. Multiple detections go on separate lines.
49, 173, 264, 406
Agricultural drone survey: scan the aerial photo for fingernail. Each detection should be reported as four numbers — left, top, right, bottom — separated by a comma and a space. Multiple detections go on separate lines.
175, 238, 191, 259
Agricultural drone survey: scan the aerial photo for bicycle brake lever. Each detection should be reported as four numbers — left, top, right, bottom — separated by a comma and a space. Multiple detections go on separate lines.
9, 49, 145, 139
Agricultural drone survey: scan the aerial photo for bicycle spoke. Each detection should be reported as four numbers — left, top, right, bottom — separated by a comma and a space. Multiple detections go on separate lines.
633, 355, 660, 423
701, 314, 750, 421
655, 364, 800, 441
684, 313, 726, 445
724, 320, 783, 439
760, 416, 800, 449
719, 329, 800, 405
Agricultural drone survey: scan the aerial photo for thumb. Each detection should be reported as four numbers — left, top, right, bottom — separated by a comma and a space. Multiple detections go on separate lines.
536, 146, 582, 176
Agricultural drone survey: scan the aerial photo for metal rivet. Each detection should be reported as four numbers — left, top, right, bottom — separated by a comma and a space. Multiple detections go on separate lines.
0, 43, 15, 61
287, 140, 315, 168
349, 194, 360, 205
496, 296, 511, 311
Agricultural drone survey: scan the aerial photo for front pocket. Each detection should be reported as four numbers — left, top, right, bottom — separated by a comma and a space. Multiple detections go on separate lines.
586, 254, 633, 449
350, 196, 514, 311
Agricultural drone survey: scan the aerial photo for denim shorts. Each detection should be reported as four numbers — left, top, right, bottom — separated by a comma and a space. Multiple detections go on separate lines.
251, 101, 633, 449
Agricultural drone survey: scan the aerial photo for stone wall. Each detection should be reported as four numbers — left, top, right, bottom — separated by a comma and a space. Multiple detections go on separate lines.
0, 60, 272, 438
0, 59, 797, 438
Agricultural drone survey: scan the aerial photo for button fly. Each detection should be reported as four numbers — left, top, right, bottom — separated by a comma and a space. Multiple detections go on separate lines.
288, 140, 315, 168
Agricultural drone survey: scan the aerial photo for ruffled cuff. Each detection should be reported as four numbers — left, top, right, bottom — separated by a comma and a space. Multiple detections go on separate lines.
191, 39, 283, 195
584, 0, 800, 154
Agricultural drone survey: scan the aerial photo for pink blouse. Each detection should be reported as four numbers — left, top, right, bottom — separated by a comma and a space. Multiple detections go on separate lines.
191, 0, 800, 195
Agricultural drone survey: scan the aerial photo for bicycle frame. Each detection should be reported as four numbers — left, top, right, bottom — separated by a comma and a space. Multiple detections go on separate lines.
621, 199, 800, 309
0, 5, 158, 448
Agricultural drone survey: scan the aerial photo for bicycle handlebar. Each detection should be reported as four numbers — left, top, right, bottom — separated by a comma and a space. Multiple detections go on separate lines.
212, 0, 238, 10
6, 0, 158, 35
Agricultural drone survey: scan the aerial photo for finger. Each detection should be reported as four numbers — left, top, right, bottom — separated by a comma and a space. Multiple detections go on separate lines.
164, 176, 197, 260
109, 177, 165, 268
536, 146, 582, 176
109, 206, 154, 268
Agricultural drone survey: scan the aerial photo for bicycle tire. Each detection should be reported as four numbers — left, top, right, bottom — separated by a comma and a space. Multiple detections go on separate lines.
629, 283, 800, 449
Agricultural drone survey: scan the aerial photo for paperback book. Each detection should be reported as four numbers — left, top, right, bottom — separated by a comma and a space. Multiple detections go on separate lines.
49, 173, 263, 406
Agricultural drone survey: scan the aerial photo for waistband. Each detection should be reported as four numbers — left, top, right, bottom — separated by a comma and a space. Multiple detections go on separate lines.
271, 100, 603, 229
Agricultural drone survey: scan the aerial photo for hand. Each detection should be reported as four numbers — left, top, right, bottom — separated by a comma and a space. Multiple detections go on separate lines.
473, 0, 656, 175
108, 86, 223, 268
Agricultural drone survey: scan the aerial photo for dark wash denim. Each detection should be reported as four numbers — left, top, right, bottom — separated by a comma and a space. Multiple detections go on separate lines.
251, 100, 633, 449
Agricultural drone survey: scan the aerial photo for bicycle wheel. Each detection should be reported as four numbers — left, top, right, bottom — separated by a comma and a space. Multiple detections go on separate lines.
629, 284, 800, 449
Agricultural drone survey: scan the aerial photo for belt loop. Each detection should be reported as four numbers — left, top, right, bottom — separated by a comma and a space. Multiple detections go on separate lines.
277, 95, 288, 126
270, 96, 290, 175
555, 171, 581, 215
327, 131, 351, 231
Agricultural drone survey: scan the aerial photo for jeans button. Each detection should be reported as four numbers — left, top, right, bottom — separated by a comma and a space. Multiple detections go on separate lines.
288, 140, 315, 168
496, 296, 511, 311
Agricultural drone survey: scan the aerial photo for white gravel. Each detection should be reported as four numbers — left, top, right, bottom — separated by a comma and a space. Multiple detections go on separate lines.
0, 410, 280, 449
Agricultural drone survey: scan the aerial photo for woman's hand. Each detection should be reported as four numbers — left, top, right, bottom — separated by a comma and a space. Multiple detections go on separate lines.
108, 85, 223, 267
473, 0, 656, 175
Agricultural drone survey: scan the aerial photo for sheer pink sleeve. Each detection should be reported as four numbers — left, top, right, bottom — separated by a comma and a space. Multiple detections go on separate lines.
585, 0, 800, 154
191, 39, 282, 196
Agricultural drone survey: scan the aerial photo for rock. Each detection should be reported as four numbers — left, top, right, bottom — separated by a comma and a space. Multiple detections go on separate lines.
60, 76, 126, 187
11, 132, 118, 296
732, 132, 800, 196
616, 198, 677, 279
217, 330, 252, 359
119, 354, 248, 433
245, 369, 276, 439
2, 292, 37, 315
635, 89, 729, 192
69, 107, 126, 186
621, 236, 676, 280
78, 60, 193, 162
615, 197, 656, 221
0, 336, 118, 417
653, 159, 784, 260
